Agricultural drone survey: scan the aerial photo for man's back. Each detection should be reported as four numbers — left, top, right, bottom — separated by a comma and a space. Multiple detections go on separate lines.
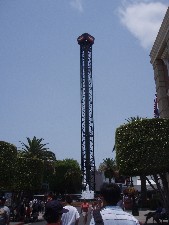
61, 205, 80, 225
90, 206, 140, 225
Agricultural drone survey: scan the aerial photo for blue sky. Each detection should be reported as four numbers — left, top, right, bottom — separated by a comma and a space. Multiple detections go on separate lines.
0, 0, 168, 168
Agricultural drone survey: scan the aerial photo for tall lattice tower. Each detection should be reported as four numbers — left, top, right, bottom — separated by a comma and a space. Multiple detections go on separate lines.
77, 33, 95, 191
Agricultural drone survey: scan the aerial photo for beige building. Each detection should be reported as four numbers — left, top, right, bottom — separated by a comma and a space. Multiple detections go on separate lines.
150, 7, 169, 118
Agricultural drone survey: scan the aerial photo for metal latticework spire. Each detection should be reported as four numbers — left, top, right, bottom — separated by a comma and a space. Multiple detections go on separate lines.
77, 33, 95, 191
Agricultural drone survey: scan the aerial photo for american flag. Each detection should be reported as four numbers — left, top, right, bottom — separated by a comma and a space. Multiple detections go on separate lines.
154, 94, 159, 118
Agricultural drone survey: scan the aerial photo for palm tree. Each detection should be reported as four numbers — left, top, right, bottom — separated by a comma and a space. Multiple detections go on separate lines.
19, 136, 56, 161
99, 158, 117, 183
125, 116, 145, 123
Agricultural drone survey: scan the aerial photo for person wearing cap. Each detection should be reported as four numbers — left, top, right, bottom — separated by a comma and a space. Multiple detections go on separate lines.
44, 199, 68, 225
0, 196, 10, 225
61, 195, 80, 225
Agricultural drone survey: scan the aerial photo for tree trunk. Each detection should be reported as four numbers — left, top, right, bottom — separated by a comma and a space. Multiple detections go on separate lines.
159, 173, 169, 213
140, 175, 147, 208
153, 174, 169, 212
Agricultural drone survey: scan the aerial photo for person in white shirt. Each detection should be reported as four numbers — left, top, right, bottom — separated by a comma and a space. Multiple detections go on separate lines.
90, 183, 140, 225
61, 195, 80, 225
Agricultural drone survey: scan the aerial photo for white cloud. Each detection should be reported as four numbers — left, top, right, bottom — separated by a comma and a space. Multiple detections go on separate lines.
118, 1, 168, 49
70, 0, 83, 13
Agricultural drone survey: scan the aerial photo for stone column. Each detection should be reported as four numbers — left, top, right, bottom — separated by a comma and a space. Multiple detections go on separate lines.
153, 59, 169, 118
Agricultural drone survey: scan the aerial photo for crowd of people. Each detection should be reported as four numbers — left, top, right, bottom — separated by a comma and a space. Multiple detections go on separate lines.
44, 183, 141, 225
5, 197, 45, 224
0, 183, 167, 225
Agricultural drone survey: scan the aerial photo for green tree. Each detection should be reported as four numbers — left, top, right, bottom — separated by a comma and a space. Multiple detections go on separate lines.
0, 141, 17, 190
14, 157, 44, 192
98, 158, 117, 183
43, 160, 55, 191
52, 159, 81, 194
125, 116, 145, 123
18, 136, 56, 192
64, 160, 82, 193
125, 116, 147, 207
19, 136, 56, 161
115, 118, 169, 211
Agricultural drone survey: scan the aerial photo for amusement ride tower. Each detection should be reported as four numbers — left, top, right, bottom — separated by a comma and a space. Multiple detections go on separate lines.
77, 33, 95, 191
